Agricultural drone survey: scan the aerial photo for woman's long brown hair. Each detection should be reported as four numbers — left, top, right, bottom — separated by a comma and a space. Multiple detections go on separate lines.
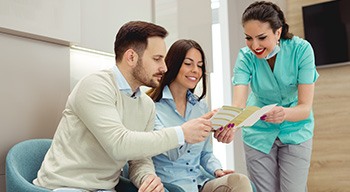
147, 39, 207, 102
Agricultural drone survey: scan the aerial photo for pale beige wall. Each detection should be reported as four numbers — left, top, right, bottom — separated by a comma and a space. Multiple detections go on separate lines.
0, 1, 214, 191
0, 32, 70, 191
0, 1, 154, 191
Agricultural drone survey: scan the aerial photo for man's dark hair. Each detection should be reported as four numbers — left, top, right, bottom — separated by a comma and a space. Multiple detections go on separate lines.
114, 21, 168, 62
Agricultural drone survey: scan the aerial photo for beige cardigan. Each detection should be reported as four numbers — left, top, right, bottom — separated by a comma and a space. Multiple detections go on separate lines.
34, 69, 179, 190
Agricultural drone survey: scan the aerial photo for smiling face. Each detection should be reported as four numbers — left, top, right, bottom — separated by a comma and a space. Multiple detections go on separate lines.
244, 20, 281, 59
173, 48, 203, 90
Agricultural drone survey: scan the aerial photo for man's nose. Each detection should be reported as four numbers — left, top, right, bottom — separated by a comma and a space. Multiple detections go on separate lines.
160, 60, 167, 73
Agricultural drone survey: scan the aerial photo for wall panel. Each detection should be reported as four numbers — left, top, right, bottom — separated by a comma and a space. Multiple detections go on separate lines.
0, 0, 80, 45
0, 32, 70, 192
79, 0, 153, 53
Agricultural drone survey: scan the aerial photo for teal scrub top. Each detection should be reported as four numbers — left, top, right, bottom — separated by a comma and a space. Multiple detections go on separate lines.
232, 36, 319, 154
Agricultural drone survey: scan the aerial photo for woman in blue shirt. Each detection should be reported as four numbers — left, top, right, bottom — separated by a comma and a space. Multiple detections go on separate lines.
231, 1, 319, 192
147, 39, 252, 192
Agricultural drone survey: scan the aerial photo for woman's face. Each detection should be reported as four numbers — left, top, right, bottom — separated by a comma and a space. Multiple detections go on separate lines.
243, 20, 281, 59
174, 48, 203, 90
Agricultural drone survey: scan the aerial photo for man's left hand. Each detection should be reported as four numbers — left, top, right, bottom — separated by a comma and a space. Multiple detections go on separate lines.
138, 174, 164, 192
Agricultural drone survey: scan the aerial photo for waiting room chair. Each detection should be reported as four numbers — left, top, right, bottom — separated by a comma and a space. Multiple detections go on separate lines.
6, 139, 138, 192
6, 139, 52, 192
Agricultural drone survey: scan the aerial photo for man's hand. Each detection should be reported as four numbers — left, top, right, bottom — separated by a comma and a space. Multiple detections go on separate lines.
138, 174, 164, 192
181, 111, 214, 144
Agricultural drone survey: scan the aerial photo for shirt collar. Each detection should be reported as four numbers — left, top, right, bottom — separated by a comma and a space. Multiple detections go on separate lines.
162, 86, 173, 100
162, 85, 198, 106
112, 65, 141, 98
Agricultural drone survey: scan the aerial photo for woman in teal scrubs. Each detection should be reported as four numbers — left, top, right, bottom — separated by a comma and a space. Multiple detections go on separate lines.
231, 1, 319, 192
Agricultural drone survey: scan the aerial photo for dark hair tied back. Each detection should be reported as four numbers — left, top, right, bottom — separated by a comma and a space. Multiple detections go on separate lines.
242, 1, 293, 39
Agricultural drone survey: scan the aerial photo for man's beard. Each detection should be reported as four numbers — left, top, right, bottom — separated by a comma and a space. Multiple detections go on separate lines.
132, 59, 160, 88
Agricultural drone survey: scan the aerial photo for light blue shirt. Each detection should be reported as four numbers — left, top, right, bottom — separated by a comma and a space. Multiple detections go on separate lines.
233, 36, 319, 154
112, 66, 184, 145
152, 86, 222, 192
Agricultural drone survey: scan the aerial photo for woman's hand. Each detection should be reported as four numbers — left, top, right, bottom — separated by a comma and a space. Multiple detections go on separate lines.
260, 106, 286, 123
213, 123, 235, 143
214, 169, 235, 178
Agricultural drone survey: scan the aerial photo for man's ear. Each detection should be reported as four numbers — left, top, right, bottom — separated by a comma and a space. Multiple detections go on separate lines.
124, 49, 138, 67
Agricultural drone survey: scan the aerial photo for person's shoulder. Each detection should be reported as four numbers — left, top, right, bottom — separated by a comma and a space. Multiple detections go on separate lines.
284, 36, 311, 48
81, 68, 114, 82
239, 46, 253, 55
195, 98, 209, 112
74, 68, 114, 90
197, 98, 208, 106
237, 46, 255, 63
140, 92, 156, 106
282, 36, 312, 54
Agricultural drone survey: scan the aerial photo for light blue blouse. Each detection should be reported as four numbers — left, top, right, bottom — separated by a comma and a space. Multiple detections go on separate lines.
232, 36, 319, 154
152, 86, 222, 192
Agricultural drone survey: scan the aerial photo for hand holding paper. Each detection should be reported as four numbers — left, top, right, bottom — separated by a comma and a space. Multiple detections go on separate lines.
210, 104, 277, 130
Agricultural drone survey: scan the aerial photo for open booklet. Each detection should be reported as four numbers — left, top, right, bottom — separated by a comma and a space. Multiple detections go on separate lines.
210, 103, 277, 130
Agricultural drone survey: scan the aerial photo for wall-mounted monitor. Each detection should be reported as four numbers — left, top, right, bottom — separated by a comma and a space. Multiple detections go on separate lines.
302, 0, 350, 67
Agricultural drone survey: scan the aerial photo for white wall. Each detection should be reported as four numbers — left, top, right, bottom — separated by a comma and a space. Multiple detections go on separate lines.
0, 0, 80, 45
0, 0, 265, 190
79, 0, 153, 53
0, 1, 153, 191
70, 49, 115, 90
155, 0, 213, 72
0, 32, 70, 191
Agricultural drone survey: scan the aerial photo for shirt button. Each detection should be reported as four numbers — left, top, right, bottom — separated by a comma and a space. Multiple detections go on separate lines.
187, 150, 190, 153
186, 162, 189, 165
192, 179, 196, 182
190, 169, 193, 171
